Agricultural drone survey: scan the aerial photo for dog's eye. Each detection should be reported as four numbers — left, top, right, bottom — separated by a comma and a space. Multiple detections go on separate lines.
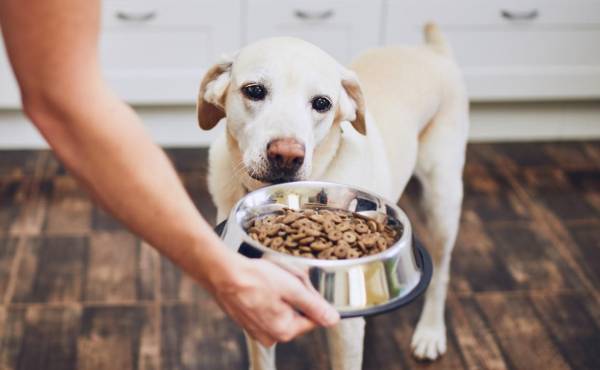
311, 96, 332, 113
241, 84, 267, 101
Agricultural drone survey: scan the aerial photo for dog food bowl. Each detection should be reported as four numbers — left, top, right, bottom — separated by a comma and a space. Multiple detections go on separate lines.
215, 181, 432, 318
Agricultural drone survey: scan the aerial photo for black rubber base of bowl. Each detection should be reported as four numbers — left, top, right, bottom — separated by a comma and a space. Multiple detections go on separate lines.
214, 221, 432, 318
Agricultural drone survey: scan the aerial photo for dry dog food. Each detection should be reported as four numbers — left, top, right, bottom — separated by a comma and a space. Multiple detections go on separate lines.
246, 207, 400, 259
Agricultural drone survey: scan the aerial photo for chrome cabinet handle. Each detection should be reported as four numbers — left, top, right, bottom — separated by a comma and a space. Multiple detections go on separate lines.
294, 9, 335, 21
116, 10, 157, 22
501, 9, 539, 20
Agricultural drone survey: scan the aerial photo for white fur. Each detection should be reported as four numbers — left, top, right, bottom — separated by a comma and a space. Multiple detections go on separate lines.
200, 24, 469, 368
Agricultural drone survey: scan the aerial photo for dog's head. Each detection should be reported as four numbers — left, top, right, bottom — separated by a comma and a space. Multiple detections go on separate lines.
197, 37, 365, 187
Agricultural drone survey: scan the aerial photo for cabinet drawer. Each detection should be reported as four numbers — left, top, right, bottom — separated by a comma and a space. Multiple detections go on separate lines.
103, 1, 214, 28
100, 0, 241, 104
384, 0, 600, 100
246, 0, 383, 64
387, 0, 600, 27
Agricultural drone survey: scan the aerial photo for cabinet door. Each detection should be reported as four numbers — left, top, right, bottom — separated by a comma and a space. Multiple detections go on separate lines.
101, 0, 241, 104
384, 0, 600, 101
0, 34, 21, 108
246, 0, 383, 64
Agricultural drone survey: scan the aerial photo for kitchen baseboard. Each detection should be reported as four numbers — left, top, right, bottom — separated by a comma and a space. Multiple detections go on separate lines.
0, 101, 598, 149
468, 101, 600, 142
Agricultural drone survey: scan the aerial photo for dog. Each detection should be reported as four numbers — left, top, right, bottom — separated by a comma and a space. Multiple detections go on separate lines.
197, 23, 469, 369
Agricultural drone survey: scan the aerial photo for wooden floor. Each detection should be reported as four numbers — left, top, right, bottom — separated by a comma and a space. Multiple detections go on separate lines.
0, 142, 599, 370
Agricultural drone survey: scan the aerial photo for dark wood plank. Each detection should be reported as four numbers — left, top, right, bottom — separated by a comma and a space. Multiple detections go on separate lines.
565, 169, 600, 214
484, 222, 582, 291
492, 159, 600, 298
448, 297, 509, 370
582, 141, 600, 164
363, 309, 416, 370
465, 143, 506, 168
5, 153, 50, 237
365, 298, 467, 370
160, 257, 206, 303
0, 173, 25, 237
0, 151, 39, 178
77, 305, 158, 370
137, 241, 159, 301
531, 292, 600, 370
0, 238, 18, 301
167, 149, 216, 226
44, 176, 92, 235
12, 237, 87, 303
92, 207, 126, 231
275, 330, 330, 370
516, 167, 598, 222
138, 306, 161, 370
451, 215, 517, 293
276, 330, 330, 370
84, 232, 137, 302
0, 306, 26, 370
166, 148, 209, 174
179, 171, 217, 226
463, 164, 530, 223
565, 222, 600, 290
495, 143, 557, 167
544, 142, 600, 171
463, 165, 530, 222
476, 292, 571, 370
161, 303, 245, 370
16, 305, 81, 370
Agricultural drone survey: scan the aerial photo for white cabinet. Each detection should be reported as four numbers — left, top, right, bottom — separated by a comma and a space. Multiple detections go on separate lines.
384, 0, 600, 101
0, 35, 21, 108
245, 0, 383, 64
1, 0, 599, 109
100, 0, 241, 104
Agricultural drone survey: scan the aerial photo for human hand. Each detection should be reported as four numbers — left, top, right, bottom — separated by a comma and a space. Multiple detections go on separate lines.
208, 256, 340, 346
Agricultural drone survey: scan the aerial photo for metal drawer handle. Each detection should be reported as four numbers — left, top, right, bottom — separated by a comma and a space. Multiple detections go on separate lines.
116, 10, 157, 22
501, 9, 539, 20
294, 9, 335, 21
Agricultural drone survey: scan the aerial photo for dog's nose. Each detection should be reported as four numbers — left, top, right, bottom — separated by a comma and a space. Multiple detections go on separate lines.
266, 138, 305, 173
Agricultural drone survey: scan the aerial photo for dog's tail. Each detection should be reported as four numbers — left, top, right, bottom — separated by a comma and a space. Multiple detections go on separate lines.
423, 22, 452, 56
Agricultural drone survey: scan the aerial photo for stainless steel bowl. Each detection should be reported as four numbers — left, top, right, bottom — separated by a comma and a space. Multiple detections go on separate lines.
216, 181, 432, 318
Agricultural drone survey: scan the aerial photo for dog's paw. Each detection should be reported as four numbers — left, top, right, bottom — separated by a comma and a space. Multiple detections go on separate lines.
411, 322, 447, 361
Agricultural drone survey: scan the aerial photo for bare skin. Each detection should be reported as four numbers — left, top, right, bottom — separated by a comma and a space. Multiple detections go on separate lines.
0, 0, 339, 346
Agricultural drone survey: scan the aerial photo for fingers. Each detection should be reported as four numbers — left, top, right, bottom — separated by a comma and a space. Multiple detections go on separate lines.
289, 314, 318, 338
282, 281, 340, 327
263, 258, 340, 327
226, 308, 278, 347
248, 311, 317, 345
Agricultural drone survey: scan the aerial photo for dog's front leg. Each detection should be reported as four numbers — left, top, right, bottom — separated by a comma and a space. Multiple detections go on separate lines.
411, 153, 464, 360
327, 318, 365, 370
245, 332, 276, 370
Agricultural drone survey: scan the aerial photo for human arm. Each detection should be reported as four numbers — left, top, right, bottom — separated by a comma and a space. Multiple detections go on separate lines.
0, 0, 339, 345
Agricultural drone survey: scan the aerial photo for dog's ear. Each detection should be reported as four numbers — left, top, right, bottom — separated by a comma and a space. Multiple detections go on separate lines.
338, 68, 366, 135
197, 55, 234, 130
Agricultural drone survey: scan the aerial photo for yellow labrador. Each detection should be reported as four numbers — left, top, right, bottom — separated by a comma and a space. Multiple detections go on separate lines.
197, 23, 468, 369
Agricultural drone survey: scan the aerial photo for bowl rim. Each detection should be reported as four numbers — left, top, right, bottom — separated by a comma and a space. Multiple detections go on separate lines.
226, 180, 414, 267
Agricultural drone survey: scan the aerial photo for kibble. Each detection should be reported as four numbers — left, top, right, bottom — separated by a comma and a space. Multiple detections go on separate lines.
245, 207, 400, 260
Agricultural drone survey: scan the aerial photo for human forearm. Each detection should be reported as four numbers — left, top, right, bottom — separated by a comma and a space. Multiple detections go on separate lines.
25, 78, 234, 289
0, 0, 233, 286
